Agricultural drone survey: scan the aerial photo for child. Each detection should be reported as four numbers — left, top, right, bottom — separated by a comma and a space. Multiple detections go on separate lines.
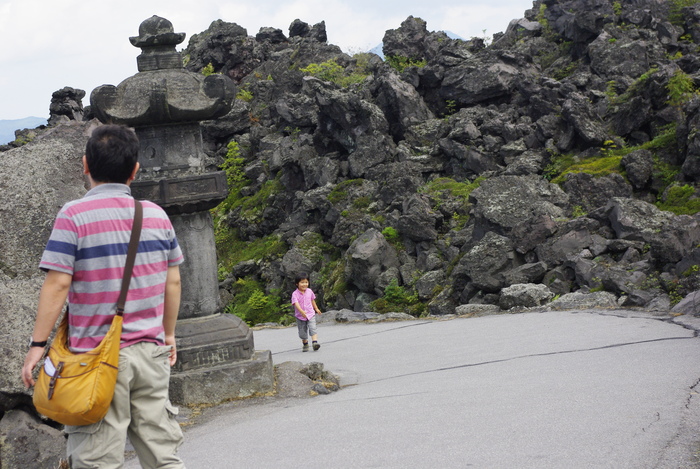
291, 272, 322, 352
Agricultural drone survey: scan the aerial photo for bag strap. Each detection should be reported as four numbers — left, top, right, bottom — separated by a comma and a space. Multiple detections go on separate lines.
115, 200, 143, 317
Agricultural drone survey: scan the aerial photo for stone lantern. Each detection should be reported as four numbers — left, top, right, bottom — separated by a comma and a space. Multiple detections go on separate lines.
90, 16, 273, 404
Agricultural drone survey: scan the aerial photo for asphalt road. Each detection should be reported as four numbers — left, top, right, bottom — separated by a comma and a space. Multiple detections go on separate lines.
127, 309, 700, 468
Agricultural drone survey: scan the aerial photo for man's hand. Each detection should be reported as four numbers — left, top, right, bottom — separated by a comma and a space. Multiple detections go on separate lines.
21, 347, 46, 388
165, 335, 177, 367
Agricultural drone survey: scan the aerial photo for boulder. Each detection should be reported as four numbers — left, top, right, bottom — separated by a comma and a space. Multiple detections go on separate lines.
499, 283, 554, 309
469, 175, 569, 239
671, 291, 700, 316
562, 173, 632, 212
621, 149, 654, 190
345, 229, 399, 294
415, 270, 446, 300
547, 291, 620, 310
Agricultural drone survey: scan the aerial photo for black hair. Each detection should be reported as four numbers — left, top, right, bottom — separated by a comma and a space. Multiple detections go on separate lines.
295, 272, 309, 285
85, 125, 139, 184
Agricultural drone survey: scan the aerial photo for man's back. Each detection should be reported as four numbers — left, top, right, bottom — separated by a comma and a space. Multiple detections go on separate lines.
40, 184, 183, 352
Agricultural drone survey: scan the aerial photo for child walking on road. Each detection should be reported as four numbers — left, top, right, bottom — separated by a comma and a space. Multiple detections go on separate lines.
291, 273, 322, 352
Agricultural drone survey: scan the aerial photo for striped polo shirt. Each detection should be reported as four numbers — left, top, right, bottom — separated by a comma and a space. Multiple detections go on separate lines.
40, 183, 184, 352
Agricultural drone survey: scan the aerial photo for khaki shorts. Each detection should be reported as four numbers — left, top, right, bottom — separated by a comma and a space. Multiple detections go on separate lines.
65, 342, 185, 469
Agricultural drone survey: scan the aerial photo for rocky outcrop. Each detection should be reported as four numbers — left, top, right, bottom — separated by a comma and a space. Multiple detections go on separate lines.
4, 3, 700, 324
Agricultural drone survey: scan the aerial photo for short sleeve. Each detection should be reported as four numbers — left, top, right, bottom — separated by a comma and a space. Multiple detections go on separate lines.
39, 210, 78, 274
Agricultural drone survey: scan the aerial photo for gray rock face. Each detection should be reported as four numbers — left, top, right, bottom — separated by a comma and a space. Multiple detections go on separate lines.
0, 122, 94, 404
0, 410, 66, 469
499, 283, 555, 310
469, 175, 569, 238
345, 229, 399, 294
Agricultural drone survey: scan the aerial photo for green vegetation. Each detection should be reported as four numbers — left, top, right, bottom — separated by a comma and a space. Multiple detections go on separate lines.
299, 59, 369, 87
550, 155, 624, 185
552, 60, 578, 81
201, 63, 215, 76
236, 87, 254, 102
215, 229, 287, 281
666, 70, 696, 107
327, 179, 364, 204
656, 184, 700, 215
606, 67, 659, 107
612, 1, 622, 16
370, 278, 425, 316
419, 177, 485, 203
545, 124, 682, 191
318, 258, 349, 308
385, 55, 427, 73
670, 0, 700, 26
224, 278, 289, 326
382, 226, 399, 242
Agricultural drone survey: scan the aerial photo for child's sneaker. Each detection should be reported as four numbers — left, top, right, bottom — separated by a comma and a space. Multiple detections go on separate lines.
302, 343, 309, 352
312, 342, 321, 351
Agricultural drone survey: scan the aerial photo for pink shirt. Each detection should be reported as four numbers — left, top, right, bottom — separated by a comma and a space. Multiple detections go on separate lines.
291, 288, 316, 320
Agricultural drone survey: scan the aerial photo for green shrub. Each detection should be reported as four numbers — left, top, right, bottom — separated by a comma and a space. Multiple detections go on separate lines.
656, 184, 700, 215
666, 70, 696, 107
299, 60, 368, 87
201, 63, 215, 76
370, 278, 424, 317
382, 226, 399, 242
236, 87, 254, 102
385, 55, 427, 73
224, 278, 290, 326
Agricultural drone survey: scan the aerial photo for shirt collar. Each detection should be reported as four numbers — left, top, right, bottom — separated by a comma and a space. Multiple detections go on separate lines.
84, 183, 132, 198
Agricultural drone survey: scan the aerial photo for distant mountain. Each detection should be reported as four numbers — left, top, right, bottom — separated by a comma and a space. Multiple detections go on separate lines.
0, 117, 47, 145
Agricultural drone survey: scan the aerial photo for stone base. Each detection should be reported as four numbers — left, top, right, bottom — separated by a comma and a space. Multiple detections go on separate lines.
169, 350, 274, 406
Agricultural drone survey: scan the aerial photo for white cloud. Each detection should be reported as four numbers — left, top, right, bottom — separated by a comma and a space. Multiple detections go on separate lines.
0, 0, 534, 120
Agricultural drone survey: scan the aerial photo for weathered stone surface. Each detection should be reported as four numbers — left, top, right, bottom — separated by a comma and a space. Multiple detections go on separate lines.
562, 173, 632, 212
671, 291, 700, 316
621, 149, 654, 190
455, 304, 501, 316
469, 175, 569, 238
0, 122, 94, 402
345, 229, 399, 294
0, 410, 66, 469
547, 291, 620, 310
499, 283, 554, 310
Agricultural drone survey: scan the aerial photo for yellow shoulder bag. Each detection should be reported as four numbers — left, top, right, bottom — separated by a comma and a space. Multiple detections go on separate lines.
33, 200, 143, 426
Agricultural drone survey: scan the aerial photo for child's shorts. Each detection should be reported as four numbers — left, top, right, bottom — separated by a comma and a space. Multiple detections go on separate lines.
296, 316, 318, 339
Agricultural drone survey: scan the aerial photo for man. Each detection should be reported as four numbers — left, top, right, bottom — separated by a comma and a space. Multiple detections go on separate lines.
21, 124, 186, 468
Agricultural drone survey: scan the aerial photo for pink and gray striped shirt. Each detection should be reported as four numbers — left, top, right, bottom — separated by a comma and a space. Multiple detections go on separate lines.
40, 184, 184, 352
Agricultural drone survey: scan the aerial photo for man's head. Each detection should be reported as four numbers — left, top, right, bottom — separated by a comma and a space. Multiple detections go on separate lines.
84, 125, 140, 184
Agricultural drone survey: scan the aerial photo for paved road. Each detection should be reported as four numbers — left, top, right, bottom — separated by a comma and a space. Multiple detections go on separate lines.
129, 309, 700, 468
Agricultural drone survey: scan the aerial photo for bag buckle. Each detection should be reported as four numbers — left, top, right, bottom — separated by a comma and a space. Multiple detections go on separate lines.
47, 362, 64, 400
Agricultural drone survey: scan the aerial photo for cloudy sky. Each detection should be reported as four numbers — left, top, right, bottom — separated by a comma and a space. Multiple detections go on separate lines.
0, 0, 534, 120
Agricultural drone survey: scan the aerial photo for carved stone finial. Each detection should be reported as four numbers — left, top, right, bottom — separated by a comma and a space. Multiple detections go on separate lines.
129, 15, 186, 71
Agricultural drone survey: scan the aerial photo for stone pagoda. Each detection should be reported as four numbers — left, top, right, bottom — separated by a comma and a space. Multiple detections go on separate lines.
90, 16, 273, 404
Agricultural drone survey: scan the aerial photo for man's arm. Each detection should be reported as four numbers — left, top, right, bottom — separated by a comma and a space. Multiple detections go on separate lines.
21, 270, 72, 388
163, 265, 181, 366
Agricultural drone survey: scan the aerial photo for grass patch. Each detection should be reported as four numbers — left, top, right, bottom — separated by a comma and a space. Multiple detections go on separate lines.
657, 184, 700, 215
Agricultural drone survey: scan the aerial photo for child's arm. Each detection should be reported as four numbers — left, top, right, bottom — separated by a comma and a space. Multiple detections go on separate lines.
293, 301, 308, 319
312, 299, 322, 315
